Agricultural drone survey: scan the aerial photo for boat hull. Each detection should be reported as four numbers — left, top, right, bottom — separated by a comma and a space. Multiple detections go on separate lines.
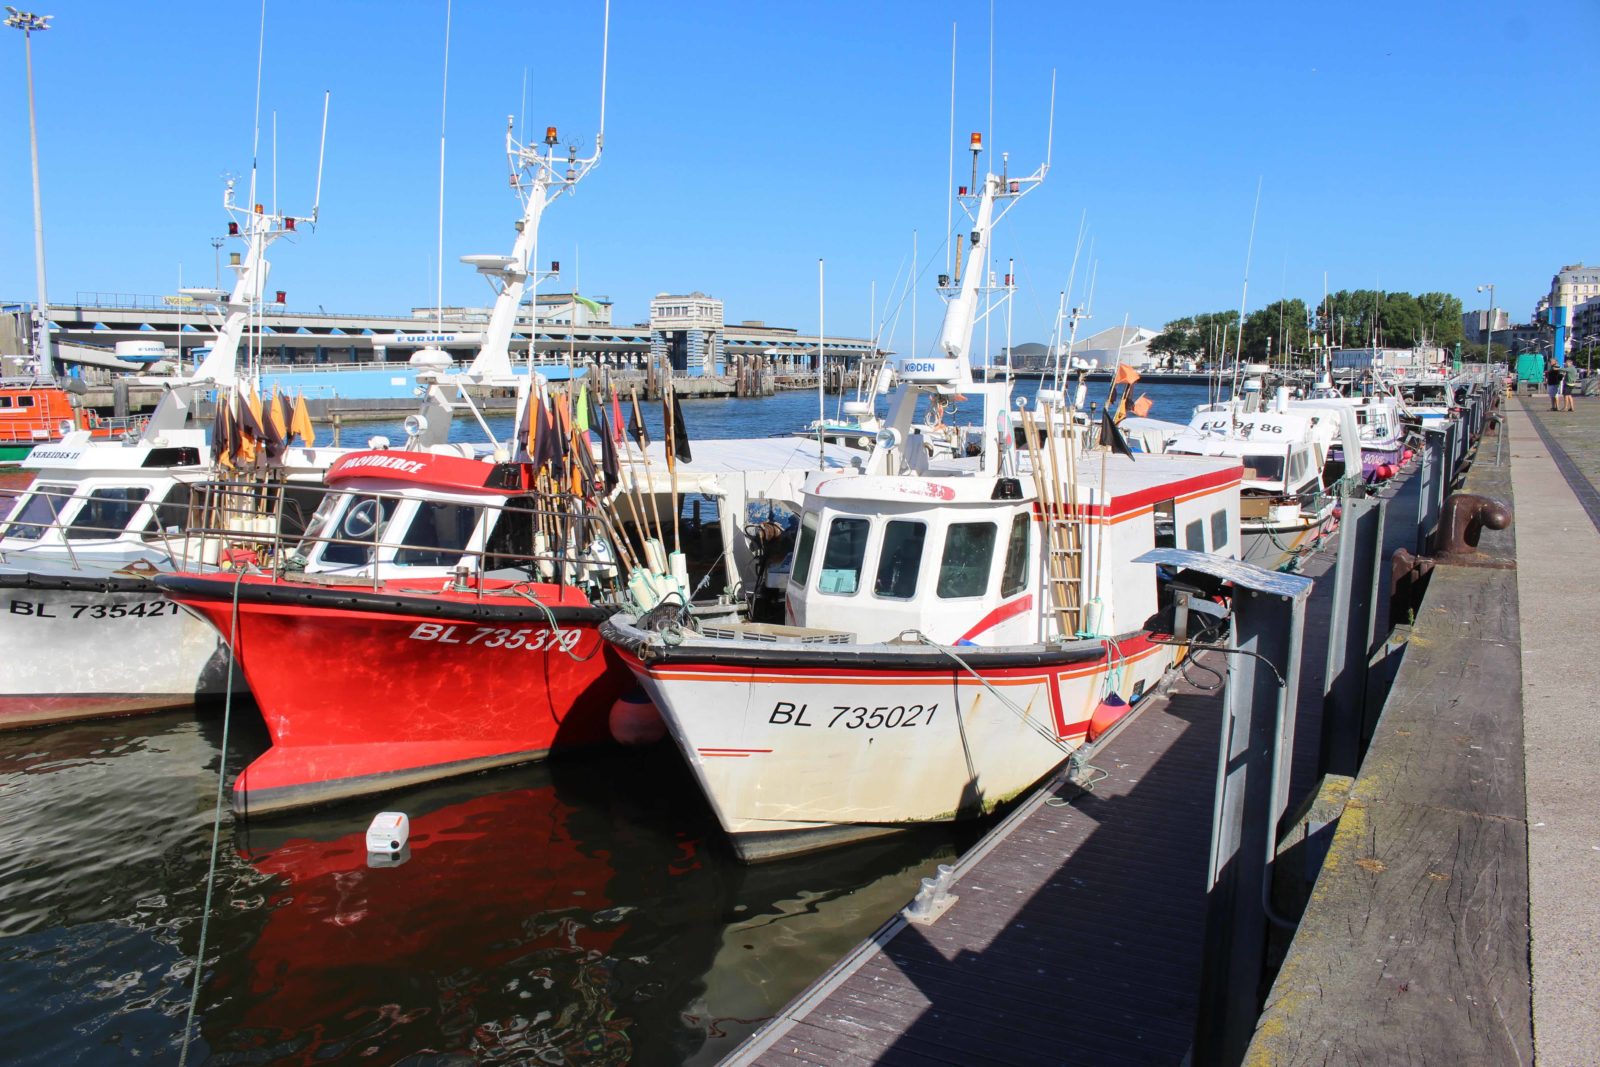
604, 621, 1175, 861
1330, 443, 1406, 480
0, 571, 238, 728
1240, 512, 1333, 573
159, 574, 629, 814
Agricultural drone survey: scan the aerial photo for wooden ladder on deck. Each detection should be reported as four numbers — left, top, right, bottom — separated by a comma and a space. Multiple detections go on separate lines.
1020, 405, 1087, 638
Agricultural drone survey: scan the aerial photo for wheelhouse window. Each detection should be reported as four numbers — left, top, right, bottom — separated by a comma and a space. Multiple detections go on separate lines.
1242, 454, 1286, 482
483, 495, 537, 574
790, 512, 819, 587
1, 483, 72, 541
1000, 513, 1030, 597
1153, 499, 1177, 550
319, 494, 398, 566
395, 501, 483, 567
144, 483, 193, 540
818, 517, 870, 595
938, 521, 997, 599
874, 520, 926, 599
65, 487, 150, 541
1210, 509, 1229, 549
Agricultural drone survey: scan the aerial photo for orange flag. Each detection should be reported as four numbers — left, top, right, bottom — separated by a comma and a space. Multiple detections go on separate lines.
1132, 393, 1153, 417
289, 393, 317, 447
1113, 363, 1141, 386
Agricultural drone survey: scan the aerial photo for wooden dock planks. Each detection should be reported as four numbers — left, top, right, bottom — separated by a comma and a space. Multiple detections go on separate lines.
738, 681, 1225, 1067
1246, 445, 1533, 1065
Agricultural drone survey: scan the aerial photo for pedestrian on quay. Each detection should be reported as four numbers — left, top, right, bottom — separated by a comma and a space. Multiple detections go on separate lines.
1563, 362, 1579, 412
1546, 359, 1564, 411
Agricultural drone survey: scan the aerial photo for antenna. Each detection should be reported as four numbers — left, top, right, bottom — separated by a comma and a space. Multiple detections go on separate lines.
271, 109, 277, 217
247, 0, 266, 213
986, 0, 994, 154
311, 90, 329, 223
596, 0, 609, 151
1231, 176, 1264, 404
1044, 69, 1056, 173
436, 0, 452, 335
945, 21, 956, 278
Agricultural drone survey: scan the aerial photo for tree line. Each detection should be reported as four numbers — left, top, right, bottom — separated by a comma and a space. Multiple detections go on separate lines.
1149, 290, 1466, 364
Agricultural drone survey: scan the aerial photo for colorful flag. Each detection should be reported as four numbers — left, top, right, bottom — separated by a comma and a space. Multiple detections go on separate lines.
1113, 363, 1141, 386
289, 394, 317, 447
211, 395, 234, 470
572, 293, 604, 315
610, 386, 625, 445
574, 383, 592, 435
1132, 393, 1153, 418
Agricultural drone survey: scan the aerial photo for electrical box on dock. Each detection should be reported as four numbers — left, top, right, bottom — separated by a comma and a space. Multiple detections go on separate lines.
365, 811, 410, 854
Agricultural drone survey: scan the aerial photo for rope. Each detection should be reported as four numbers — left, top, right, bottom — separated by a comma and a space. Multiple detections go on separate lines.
905, 630, 1076, 755
177, 567, 247, 1066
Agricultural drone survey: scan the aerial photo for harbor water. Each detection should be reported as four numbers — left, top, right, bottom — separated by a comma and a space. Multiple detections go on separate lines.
0, 379, 1215, 1065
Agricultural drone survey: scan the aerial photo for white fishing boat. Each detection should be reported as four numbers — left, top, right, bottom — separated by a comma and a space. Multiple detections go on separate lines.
0, 178, 334, 728
1123, 375, 1338, 573
601, 127, 1245, 860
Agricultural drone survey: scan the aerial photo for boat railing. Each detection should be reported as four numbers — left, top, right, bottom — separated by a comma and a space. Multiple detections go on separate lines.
0, 482, 191, 571
178, 476, 620, 596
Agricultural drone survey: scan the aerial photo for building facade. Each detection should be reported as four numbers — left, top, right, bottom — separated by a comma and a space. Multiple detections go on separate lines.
649, 292, 726, 376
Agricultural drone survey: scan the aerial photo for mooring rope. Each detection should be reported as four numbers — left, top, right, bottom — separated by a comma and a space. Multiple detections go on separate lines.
177, 566, 248, 1066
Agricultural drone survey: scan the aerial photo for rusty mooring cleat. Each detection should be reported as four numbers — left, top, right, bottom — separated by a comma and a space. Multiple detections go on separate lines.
1436, 492, 1513, 559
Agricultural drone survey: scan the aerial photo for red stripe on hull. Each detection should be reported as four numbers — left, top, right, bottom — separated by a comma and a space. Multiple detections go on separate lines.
170, 594, 630, 813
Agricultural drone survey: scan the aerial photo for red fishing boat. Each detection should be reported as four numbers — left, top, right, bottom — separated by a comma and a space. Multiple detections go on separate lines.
0, 376, 146, 464
159, 446, 629, 814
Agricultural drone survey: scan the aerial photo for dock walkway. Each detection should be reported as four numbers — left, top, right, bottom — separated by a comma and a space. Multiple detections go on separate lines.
1508, 398, 1600, 1064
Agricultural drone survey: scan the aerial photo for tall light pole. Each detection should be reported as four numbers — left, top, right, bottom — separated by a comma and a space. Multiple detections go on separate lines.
210, 237, 224, 290
6, 7, 53, 373
1476, 283, 1495, 383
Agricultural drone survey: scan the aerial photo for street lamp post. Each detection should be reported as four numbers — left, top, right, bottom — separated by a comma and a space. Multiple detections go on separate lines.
6, 7, 54, 374
1476, 283, 1495, 384
210, 237, 225, 290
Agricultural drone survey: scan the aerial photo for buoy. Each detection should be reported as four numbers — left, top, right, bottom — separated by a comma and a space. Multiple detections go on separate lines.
1087, 693, 1131, 742
365, 811, 410, 854
609, 689, 666, 746
1402, 448, 1414, 464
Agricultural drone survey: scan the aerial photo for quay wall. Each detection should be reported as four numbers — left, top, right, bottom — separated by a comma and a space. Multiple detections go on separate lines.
1246, 418, 1531, 1063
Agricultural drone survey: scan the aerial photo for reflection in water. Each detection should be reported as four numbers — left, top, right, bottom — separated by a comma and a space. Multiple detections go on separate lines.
0, 706, 966, 1065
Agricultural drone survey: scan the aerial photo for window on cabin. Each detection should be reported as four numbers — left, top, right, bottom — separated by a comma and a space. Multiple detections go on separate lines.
319, 494, 398, 566
16, 396, 33, 408
1242, 454, 1285, 482
1001, 513, 1030, 597
791, 512, 819, 587
65, 487, 150, 540
0, 397, 11, 408
1210, 509, 1229, 550
2, 483, 72, 540
482, 496, 537, 574
818, 517, 870, 595
396, 501, 483, 567
1185, 518, 1205, 551
144, 483, 193, 540
937, 521, 997, 598
874, 520, 926, 599
1153, 499, 1177, 549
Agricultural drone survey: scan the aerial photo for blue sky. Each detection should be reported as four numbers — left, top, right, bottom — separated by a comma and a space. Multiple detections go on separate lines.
0, 1, 1594, 354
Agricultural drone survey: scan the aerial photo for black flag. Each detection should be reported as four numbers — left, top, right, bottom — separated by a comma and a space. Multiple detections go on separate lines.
1101, 408, 1136, 460
628, 392, 651, 449
670, 392, 693, 464
596, 401, 620, 491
